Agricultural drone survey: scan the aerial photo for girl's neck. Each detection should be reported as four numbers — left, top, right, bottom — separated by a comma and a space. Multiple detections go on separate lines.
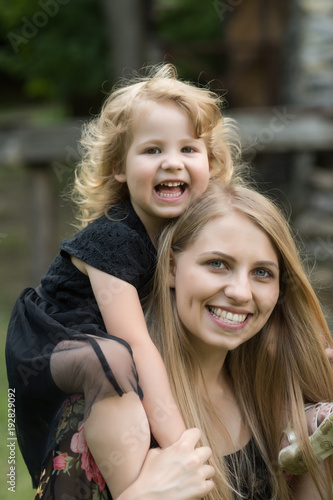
144, 224, 160, 246
133, 207, 163, 246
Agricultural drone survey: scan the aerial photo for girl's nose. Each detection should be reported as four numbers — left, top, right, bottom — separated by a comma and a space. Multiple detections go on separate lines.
223, 274, 252, 304
160, 153, 184, 171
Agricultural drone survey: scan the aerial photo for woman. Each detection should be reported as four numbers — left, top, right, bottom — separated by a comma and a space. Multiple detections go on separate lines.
36, 182, 333, 499
145, 182, 333, 499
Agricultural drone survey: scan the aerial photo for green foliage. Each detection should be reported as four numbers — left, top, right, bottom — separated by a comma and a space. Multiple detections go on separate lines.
156, 0, 222, 42
0, 0, 109, 109
0, 0, 226, 112
155, 0, 226, 85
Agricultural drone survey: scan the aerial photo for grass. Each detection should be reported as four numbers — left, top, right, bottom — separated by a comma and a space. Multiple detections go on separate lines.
0, 161, 73, 499
0, 162, 35, 498
0, 316, 34, 500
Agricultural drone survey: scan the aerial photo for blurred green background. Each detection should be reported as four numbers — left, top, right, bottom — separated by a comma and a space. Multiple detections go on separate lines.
1, 0, 333, 498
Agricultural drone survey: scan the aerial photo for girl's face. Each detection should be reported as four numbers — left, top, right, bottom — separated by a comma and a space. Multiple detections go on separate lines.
170, 211, 280, 356
116, 101, 211, 237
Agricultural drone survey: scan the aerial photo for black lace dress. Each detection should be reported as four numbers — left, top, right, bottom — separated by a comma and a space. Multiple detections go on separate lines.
5, 199, 157, 489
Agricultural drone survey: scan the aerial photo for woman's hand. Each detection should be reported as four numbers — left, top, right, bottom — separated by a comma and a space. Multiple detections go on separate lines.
118, 428, 215, 500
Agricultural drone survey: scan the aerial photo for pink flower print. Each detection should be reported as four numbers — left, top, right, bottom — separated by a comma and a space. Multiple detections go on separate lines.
70, 422, 106, 492
70, 393, 83, 404
53, 453, 72, 473
70, 422, 88, 454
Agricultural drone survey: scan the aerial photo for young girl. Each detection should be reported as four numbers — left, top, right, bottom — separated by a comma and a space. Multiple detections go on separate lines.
5, 64, 240, 498
146, 182, 333, 499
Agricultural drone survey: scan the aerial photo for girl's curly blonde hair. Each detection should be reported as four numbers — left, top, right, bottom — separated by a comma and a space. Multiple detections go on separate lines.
72, 63, 242, 228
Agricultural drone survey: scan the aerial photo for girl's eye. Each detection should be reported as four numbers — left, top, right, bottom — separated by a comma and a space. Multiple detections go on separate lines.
146, 147, 160, 154
254, 268, 272, 278
209, 260, 226, 270
181, 146, 195, 153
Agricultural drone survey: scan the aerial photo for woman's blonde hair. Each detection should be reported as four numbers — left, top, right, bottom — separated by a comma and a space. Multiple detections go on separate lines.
71, 64, 242, 227
146, 181, 333, 500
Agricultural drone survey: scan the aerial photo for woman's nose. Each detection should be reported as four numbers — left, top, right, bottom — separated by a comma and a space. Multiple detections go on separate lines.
223, 274, 252, 303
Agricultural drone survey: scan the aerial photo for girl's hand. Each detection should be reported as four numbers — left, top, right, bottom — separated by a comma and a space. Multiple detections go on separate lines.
118, 428, 215, 500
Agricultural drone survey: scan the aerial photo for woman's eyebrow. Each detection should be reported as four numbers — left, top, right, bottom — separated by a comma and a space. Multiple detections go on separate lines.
254, 260, 280, 271
199, 251, 236, 262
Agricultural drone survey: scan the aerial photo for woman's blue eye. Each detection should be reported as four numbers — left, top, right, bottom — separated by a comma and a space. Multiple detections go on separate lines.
255, 269, 271, 278
210, 260, 225, 269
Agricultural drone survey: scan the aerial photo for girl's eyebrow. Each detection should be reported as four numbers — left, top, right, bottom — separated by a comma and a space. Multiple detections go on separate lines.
138, 136, 202, 146
199, 251, 280, 270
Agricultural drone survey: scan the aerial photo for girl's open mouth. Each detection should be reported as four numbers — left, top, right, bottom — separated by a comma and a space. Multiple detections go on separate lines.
155, 181, 187, 198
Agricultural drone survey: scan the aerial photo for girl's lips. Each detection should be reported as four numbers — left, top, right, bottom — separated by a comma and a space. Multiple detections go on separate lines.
154, 182, 187, 199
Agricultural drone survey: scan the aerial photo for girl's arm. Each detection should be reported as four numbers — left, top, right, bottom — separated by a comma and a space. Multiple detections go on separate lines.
85, 262, 186, 447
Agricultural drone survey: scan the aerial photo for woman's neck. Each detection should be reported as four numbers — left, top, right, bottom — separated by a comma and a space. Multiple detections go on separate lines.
199, 358, 251, 455
192, 341, 228, 388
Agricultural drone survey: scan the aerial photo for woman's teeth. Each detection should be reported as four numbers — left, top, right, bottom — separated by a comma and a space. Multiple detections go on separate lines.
208, 306, 247, 325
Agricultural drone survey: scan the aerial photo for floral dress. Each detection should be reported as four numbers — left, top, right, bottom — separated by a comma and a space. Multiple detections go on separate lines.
35, 394, 110, 500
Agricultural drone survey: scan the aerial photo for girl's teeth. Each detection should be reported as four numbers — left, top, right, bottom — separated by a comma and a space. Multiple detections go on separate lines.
160, 182, 184, 187
156, 182, 185, 197
158, 191, 182, 198
209, 307, 247, 324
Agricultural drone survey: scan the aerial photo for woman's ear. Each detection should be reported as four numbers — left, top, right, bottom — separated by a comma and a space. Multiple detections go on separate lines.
114, 173, 127, 183
169, 249, 177, 288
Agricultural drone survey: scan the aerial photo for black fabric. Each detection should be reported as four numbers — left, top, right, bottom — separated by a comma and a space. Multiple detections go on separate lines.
5, 200, 156, 487
41, 200, 156, 309
225, 439, 272, 499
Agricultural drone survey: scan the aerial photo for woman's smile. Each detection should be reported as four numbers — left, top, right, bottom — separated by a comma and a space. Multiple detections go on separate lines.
207, 306, 251, 328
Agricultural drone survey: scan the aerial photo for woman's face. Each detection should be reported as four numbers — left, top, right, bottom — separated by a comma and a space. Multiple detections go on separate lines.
170, 210, 280, 354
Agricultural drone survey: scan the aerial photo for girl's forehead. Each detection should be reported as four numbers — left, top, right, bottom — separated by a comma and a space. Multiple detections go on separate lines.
130, 101, 196, 138
131, 99, 185, 121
